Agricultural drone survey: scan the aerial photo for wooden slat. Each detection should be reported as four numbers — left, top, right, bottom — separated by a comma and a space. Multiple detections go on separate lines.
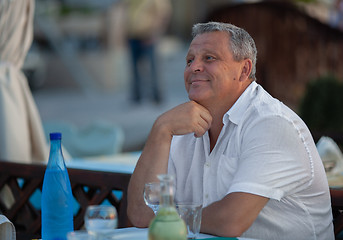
0, 160, 132, 240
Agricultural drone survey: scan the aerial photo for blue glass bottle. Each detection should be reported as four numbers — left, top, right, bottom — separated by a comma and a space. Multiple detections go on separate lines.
41, 132, 74, 240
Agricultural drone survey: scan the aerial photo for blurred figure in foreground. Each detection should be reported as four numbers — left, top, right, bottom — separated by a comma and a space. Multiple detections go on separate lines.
124, 0, 172, 104
0, 215, 15, 240
0, 0, 48, 163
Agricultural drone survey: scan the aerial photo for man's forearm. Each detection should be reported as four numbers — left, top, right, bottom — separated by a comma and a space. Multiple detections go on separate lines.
127, 121, 173, 227
201, 192, 269, 237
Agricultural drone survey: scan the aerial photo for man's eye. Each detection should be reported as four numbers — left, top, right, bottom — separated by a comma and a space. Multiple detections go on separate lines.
206, 56, 215, 60
186, 59, 193, 65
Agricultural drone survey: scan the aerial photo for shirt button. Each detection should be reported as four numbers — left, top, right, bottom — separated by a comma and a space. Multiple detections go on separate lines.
205, 162, 210, 167
205, 194, 209, 199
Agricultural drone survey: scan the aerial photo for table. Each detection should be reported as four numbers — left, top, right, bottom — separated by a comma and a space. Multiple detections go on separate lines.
66, 151, 140, 174
109, 227, 257, 239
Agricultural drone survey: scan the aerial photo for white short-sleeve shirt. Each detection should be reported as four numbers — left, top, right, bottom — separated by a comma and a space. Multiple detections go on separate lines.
168, 81, 334, 240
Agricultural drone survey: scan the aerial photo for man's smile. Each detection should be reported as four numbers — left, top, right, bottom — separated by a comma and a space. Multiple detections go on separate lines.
190, 79, 210, 85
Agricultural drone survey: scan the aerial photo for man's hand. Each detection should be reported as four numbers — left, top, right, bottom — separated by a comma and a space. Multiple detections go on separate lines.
155, 101, 212, 138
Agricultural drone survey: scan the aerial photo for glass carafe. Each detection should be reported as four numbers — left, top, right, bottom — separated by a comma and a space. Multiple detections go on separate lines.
148, 174, 187, 240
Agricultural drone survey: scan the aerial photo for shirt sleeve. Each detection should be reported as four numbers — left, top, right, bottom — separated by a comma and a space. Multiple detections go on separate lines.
228, 115, 314, 201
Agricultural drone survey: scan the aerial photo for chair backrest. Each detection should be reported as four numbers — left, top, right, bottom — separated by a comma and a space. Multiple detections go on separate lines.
330, 188, 343, 238
0, 160, 132, 240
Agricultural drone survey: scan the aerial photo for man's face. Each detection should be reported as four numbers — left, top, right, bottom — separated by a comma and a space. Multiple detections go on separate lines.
184, 31, 246, 109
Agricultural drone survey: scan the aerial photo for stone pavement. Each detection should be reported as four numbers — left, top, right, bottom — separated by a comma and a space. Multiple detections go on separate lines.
32, 43, 189, 152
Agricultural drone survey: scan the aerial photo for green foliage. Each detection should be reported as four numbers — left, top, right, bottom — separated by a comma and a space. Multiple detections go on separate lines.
59, 6, 94, 16
300, 75, 343, 131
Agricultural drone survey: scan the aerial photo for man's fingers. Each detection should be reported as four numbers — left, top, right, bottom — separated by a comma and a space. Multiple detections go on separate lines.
159, 100, 213, 137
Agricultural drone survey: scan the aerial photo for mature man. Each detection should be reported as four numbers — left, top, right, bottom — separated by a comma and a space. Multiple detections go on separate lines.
127, 22, 334, 239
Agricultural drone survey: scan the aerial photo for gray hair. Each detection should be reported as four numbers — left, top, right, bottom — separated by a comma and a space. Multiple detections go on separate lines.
192, 22, 257, 81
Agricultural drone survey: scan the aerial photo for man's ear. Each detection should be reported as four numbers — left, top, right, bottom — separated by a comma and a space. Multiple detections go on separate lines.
239, 59, 253, 82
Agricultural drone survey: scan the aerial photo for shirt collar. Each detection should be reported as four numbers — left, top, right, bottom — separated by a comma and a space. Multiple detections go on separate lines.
223, 81, 258, 125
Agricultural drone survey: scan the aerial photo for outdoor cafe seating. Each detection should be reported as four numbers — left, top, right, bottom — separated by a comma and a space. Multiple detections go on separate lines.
2, 136, 343, 239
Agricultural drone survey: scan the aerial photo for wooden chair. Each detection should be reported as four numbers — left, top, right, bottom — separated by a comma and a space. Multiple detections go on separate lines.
0, 160, 132, 240
331, 188, 343, 239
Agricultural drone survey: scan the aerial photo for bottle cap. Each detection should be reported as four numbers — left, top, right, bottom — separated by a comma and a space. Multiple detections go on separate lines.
49, 132, 62, 140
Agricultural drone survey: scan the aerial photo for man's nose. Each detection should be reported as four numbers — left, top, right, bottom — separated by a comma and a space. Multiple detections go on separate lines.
190, 59, 203, 73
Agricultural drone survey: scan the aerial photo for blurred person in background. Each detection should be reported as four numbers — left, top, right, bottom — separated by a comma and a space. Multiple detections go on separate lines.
127, 22, 334, 239
124, 0, 172, 104
0, 0, 48, 163
330, 0, 343, 30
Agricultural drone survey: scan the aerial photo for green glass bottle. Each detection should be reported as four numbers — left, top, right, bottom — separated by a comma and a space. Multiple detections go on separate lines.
148, 174, 187, 240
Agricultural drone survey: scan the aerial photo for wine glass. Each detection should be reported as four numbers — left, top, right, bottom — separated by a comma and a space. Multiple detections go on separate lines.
143, 182, 160, 215
84, 205, 118, 239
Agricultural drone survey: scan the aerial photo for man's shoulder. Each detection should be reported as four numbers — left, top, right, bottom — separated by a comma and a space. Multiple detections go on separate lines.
231, 82, 288, 124
240, 92, 307, 137
246, 85, 299, 122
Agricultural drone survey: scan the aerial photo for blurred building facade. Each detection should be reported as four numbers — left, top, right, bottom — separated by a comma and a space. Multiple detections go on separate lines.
29, 0, 343, 110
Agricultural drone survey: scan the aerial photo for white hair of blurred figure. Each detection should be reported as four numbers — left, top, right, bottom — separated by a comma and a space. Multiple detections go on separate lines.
317, 136, 343, 175
0, 215, 15, 240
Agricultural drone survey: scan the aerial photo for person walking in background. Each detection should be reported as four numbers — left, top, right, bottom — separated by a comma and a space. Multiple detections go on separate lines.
124, 0, 172, 104
0, 0, 48, 163
330, 0, 343, 30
